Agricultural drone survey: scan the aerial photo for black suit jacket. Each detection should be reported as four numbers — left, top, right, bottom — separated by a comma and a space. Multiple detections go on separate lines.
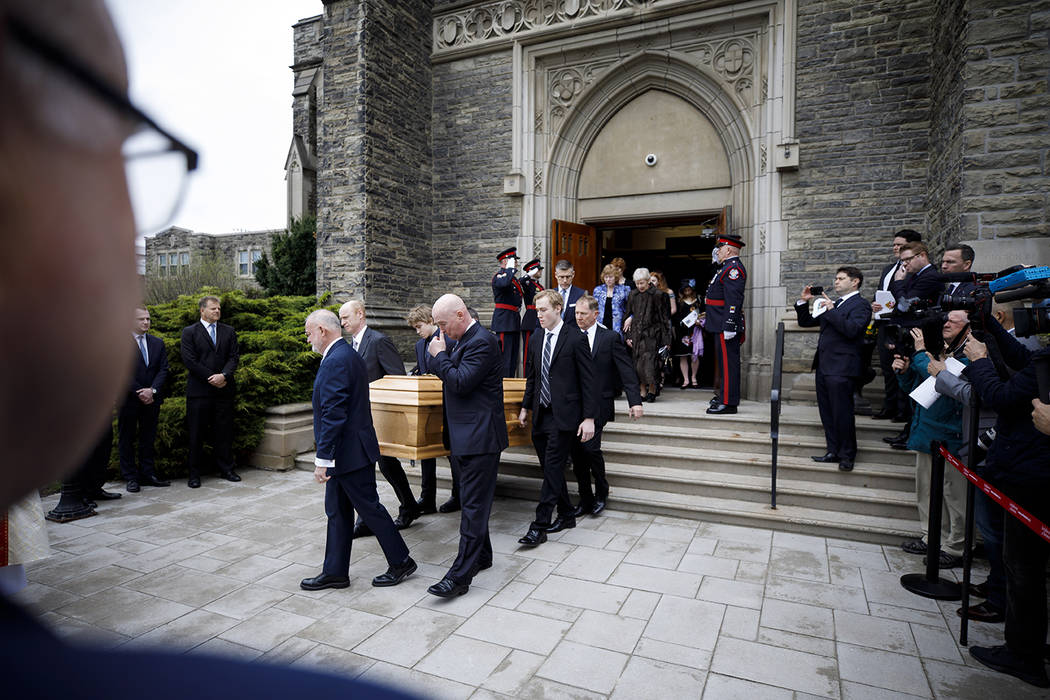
889, 264, 942, 305
587, 325, 642, 428
355, 327, 405, 383
794, 294, 872, 377
522, 323, 599, 431
413, 330, 456, 375
128, 334, 169, 401
181, 321, 239, 398
556, 285, 586, 328
430, 322, 508, 456
876, 261, 900, 293
312, 339, 382, 475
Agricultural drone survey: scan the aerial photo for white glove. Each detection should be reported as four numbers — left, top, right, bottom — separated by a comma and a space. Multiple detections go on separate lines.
723, 331, 737, 340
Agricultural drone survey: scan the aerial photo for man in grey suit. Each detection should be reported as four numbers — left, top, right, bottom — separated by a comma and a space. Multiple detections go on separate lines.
339, 301, 420, 533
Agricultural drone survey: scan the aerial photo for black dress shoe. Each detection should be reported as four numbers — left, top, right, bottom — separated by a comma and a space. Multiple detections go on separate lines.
891, 414, 908, 423
882, 428, 909, 444
416, 497, 438, 515
82, 498, 97, 509
838, 460, 854, 472
518, 528, 547, 547
571, 503, 593, 519
220, 470, 241, 482
352, 521, 374, 539
811, 452, 839, 463
970, 581, 989, 599
394, 508, 420, 530
889, 439, 908, 450
872, 409, 895, 420
300, 573, 350, 591
957, 601, 1004, 623
428, 577, 469, 598
126, 480, 140, 493
372, 557, 417, 587
706, 404, 737, 415
88, 489, 122, 500
591, 500, 606, 516
188, 476, 201, 488
645, 393, 656, 403
901, 538, 927, 555
140, 475, 171, 487
439, 498, 461, 514
545, 516, 576, 533
971, 645, 1050, 688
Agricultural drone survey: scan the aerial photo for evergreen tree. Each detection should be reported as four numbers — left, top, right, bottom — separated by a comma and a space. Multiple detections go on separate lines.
254, 215, 317, 296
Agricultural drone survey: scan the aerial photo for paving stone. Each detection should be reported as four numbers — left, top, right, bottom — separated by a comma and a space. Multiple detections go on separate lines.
553, 546, 624, 582
701, 673, 794, 699
123, 564, 243, 608
830, 562, 864, 588
597, 518, 651, 536
416, 634, 512, 686
834, 610, 917, 654
910, 622, 963, 663
698, 576, 764, 609
710, 637, 838, 698
204, 584, 290, 620
720, 604, 760, 640
555, 527, 615, 548
758, 626, 837, 657
218, 607, 315, 652
178, 555, 233, 574
735, 560, 769, 583
515, 676, 605, 700
469, 555, 531, 592
686, 536, 718, 555
273, 593, 341, 620
923, 657, 1050, 700
51, 530, 124, 556
456, 606, 571, 655
480, 649, 546, 696
618, 588, 660, 620
298, 606, 391, 651
677, 552, 739, 578
772, 531, 827, 555
354, 607, 464, 667
37, 611, 129, 647
828, 546, 890, 571
358, 660, 475, 700
866, 603, 945, 627
607, 562, 701, 597
564, 609, 646, 653
488, 581, 535, 609
258, 635, 318, 666
516, 560, 557, 584
698, 523, 774, 544
766, 574, 869, 613
119, 540, 213, 574
55, 586, 193, 637
530, 574, 631, 614
714, 540, 771, 564
417, 582, 497, 617
769, 547, 830, 583
11, 582, 82, 613
643, 522, 697, 542
634, 636, 712, 669
191, 637, 264, 661
644, 594, 724, 651
604, 534, 638, 552
761, 598, 834, 638
515, 598, 582, 622
841, 680, 928, 700
836, 642, 932, 697
536, 640, 628, 694
860, 569, 942, 613
490, 533, 571, 563
213, 554, 292, 583
125, 609, 239, 652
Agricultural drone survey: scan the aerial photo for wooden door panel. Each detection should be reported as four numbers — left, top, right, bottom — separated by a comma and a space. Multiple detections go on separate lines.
550, 219, 598, 292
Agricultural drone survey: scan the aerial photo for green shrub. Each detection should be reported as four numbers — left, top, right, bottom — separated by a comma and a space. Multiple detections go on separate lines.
113, 288, 333, 478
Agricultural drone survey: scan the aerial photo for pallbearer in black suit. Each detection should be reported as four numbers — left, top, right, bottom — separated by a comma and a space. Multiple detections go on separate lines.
339, 301, 421, 532
406, 304, 461, 514
794, 267, 873, 472
181, 296, 240, 488
571, 295, 643, 516
520, 258, 544, 377
426, 294, 509, 597
300, 310, 416, 591
118, 307, 171, 492
517, 290, 598, 546
553, 259, 586, 330
705, 236, 747, 415
491, 246, 524, 378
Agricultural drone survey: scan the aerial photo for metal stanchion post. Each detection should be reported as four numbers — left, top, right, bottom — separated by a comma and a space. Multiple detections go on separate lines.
901, 440, 962, 600
958, 393, 981, 646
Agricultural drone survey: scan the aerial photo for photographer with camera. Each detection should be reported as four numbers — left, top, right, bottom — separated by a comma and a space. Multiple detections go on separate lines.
964, 322, 1050, 687
895, 312, 971, 569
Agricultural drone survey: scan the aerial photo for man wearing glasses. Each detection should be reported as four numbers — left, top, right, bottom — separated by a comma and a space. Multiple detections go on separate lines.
0, 3, 413, 697
889, 241, 943, 306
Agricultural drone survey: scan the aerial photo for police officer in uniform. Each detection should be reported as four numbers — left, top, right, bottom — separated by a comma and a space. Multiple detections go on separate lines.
491, 247, 524, 377
520, 258, 544, 377
705, 235, 746, 415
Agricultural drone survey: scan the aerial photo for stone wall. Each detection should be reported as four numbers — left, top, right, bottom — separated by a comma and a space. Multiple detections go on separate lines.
782, 0, 934, 298
145, 227, 275, 290
431, 51, 519, 313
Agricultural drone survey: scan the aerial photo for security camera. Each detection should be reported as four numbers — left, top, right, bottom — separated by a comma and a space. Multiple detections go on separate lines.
644, 153, 657, 167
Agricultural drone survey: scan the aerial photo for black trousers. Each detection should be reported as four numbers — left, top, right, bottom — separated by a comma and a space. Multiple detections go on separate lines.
713, 333, 740, 406
816, 371, 858, 460
69, 424, 113, 494
323, 467, 409, 576
570, 424, 607, 506
531, 407, 575, 527
877, 326, 909, 417
419, 457, 461, 505
117, 397, 160, 481
1002, 486, 1050, 665
496, 331, 519, 378
186, 396, 235, 477
445, 452, 498, 585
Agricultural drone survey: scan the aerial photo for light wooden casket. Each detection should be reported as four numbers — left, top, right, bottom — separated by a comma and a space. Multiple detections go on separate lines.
369, 376, 530, 459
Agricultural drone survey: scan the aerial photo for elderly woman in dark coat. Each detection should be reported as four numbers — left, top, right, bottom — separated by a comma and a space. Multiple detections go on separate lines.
623, 267, 672, 403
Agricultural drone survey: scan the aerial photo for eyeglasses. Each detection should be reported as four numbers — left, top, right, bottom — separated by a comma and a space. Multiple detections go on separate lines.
899, 255, 915, 264
7, 16, 199, 235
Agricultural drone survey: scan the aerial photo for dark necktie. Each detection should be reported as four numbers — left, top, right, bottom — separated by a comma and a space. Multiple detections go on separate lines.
833, 298, 842, 309
540, 331, 553, 407
208, 323, 217, 346
137, 335, 148, 364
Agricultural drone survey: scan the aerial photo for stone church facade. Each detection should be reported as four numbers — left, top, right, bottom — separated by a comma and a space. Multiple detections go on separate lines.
287, 0, 1049, 398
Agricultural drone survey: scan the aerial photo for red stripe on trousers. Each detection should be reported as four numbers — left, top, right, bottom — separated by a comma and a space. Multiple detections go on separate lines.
719, 334, 729, 400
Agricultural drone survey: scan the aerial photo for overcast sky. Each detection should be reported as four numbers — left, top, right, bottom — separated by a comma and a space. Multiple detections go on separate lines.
107, 0, 323, 235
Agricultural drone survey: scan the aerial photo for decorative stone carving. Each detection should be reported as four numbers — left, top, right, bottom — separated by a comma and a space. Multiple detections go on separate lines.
434, 0, 666, 54
759, 142, 767, 172
534, 166, 543, 194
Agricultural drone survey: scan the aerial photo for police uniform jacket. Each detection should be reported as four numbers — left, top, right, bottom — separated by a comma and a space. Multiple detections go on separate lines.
491, 267, 523, 332
520, 277, 543, 332
705, 257, 746, 336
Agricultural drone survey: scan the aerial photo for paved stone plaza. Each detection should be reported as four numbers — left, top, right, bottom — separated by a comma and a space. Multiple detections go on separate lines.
17, 469, 1048, 699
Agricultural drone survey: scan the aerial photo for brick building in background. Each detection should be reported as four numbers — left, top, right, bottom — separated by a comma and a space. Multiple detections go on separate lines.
285, 0, 1050, 399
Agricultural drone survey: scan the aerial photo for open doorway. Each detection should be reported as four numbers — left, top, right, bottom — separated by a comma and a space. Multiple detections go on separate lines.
593, 212, 723, 389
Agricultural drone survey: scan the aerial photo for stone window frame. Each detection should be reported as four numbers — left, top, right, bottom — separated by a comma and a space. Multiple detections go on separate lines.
155, 249, 190, 277
237, 248, 263, 277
